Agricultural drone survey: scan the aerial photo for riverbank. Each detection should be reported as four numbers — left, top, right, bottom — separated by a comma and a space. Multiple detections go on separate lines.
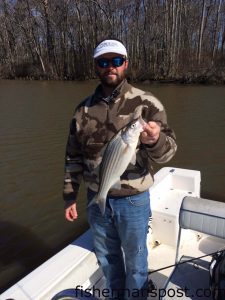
1, 66, 225, 85
1, 74, 225, 85
134, 70, 225, 85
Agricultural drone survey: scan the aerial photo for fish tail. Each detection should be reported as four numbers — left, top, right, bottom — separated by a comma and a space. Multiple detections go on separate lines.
98, 198, 106, 215
88, 195, 106, 215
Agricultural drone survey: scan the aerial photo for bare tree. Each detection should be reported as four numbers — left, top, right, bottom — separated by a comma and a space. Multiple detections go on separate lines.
0, 0, 224, 82
212, 0, 222, 65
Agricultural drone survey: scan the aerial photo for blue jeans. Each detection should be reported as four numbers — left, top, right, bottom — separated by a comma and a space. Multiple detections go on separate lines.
87, 190, 151, 300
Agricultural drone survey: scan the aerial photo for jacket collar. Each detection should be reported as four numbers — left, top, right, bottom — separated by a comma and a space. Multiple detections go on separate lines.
93, 79, 131, 104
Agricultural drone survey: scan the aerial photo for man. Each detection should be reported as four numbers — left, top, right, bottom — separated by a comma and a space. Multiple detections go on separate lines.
63, 39, 177, 299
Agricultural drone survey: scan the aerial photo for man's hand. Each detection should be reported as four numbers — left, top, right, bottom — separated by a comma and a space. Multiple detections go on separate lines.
141, 121, 161, 145
65, 203, 78, 222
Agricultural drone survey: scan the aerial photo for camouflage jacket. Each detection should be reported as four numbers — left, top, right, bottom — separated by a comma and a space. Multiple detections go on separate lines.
63, 80, 177, 206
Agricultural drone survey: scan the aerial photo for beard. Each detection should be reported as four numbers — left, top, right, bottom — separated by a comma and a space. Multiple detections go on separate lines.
99, 71, 126, 88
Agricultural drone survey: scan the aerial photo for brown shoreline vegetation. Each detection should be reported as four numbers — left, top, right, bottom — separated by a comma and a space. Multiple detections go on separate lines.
0, 0, 225, 84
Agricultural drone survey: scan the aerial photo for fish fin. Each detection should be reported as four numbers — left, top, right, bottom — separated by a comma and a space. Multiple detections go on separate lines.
130, 153, 137, 165
88, 195, 106, 215
111, 180, 121, 190
98, 199, 106, 215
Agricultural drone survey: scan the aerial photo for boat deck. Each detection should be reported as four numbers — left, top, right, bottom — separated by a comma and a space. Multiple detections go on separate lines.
89, 231, 225, 300
163, 256, 211, 300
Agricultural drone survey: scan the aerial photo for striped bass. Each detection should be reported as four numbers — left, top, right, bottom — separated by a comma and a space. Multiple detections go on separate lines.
88, 117, 146, 215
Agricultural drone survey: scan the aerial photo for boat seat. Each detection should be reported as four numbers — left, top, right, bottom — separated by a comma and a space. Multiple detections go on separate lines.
162, 197, 225, 300
175, 196, 225, 263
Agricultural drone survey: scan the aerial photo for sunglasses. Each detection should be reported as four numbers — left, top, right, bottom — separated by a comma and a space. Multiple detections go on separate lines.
96, 57, 126, 68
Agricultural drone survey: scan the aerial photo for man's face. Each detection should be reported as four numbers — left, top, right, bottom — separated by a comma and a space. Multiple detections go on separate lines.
95, 53, 128, 87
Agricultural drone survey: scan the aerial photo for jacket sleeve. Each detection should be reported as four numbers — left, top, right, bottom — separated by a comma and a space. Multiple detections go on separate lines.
143, 105, 177, 164
63, 117, 84, 208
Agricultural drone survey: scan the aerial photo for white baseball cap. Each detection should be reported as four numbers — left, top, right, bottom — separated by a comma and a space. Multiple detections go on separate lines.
93, 39, 127, 59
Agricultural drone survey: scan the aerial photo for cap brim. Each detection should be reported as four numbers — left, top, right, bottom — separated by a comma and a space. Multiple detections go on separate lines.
93, 48, 127, 59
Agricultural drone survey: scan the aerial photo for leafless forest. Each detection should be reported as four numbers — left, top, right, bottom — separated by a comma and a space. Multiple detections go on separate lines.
0, 0, 225, 83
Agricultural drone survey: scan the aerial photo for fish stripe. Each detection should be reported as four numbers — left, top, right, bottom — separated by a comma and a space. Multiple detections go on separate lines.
99, 137, 117, 182
102, 136, 121, 176
100, 137, 125, 195
100, 137, 122, 192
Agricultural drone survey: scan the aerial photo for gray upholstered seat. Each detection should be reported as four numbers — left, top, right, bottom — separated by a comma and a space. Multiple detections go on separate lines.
180, 196, 225, 239
175, 196, 225, 263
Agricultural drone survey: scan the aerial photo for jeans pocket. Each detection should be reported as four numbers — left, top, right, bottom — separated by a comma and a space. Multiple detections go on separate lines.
128, 191, 150, 207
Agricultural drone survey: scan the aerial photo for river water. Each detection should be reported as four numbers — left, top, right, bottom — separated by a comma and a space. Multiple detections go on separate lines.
0, 80, 224, 292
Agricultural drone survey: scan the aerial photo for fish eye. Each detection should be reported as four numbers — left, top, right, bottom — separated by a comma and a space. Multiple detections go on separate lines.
131, 123, 136, 128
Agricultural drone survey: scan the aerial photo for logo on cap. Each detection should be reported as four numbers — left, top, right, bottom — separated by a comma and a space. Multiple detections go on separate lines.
98, 41, 119, 49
